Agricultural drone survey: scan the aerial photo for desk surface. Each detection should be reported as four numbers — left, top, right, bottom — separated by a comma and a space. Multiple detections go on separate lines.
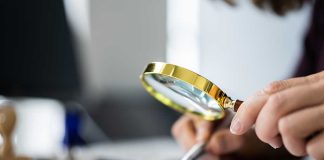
72, 137, 313, 160
72, 137, 183, 160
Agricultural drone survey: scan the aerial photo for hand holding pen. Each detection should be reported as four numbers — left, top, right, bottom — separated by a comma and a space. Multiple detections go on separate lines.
173, 112, 301, 159
173, 114, 244, 159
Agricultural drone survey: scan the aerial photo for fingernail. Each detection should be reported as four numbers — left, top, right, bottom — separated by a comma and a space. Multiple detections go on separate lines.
230, 116, 241, 134
269, 141, 282, 149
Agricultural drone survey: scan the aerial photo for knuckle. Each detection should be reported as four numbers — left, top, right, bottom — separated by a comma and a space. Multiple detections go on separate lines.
267, 94, 284, 110
171, 119, 184, 137
264, 80, 287, 94
305, 73, 324, 94
171, 124, 179, 137
207, 139, 221, 154
278, 117, 292, 136
306, 73, 322, 84
314, 106, 324, 121
207, 131, 226, 154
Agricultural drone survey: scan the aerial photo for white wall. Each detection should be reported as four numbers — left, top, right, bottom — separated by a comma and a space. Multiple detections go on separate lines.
199, 0, 312, 99
167, 0, 200, 72
65, 0, 166, 96
87, 0, 166, 96
65, 0, 312, 102
63, 0, 170, 141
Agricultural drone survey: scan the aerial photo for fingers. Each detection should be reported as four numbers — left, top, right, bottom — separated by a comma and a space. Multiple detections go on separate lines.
172, 118, 246, 157
188, 111, 232, 142
306, 131, 324, 160
231, 75, 324, 136
230, 76, 314, 135
195, 120, 214, 142
198, 153, 220, 160
230, 92, 268, 135
263, 72, 324, 94
172, 116, 196, 150
206, 129, 244, 155
230, 71, 324, 158
254, 81, 324, 148
278, 105, 324, 156
172, 115, 215, 150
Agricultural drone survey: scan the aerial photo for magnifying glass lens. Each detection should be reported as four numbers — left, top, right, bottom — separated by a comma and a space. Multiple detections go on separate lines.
144, 74, 224, 118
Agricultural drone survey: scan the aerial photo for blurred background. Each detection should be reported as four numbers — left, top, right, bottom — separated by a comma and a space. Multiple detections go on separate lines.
0, 0, 312, 159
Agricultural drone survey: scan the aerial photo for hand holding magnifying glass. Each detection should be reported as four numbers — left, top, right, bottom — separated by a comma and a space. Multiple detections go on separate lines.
140, 62, 243, 159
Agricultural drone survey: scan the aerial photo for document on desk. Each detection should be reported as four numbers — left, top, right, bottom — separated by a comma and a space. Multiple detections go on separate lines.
73, 137, 184, 160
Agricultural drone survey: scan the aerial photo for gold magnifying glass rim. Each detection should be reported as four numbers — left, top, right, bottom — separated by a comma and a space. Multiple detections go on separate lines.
140, 62, 231, 121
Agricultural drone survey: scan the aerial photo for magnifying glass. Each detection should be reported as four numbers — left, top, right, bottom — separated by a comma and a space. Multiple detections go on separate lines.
139, 62, 243, 121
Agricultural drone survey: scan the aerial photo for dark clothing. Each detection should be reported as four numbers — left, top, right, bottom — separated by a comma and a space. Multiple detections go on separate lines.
295, 0, 324, 77
0, 0, 81, 100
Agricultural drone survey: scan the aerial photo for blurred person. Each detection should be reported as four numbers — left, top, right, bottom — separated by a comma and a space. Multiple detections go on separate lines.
172, 0, 324, 159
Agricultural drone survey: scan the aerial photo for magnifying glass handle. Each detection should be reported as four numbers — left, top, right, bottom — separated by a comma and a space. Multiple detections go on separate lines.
234, 100, 243, 112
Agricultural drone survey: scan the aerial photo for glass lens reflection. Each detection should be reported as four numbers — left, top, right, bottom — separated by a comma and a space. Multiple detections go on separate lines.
144, 74, 223, 117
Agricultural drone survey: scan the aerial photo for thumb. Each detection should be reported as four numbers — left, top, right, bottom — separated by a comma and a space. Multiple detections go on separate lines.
206, 129, 244, 155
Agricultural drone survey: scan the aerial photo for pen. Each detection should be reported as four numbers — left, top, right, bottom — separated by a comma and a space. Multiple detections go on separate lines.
181, 142, 206, 160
